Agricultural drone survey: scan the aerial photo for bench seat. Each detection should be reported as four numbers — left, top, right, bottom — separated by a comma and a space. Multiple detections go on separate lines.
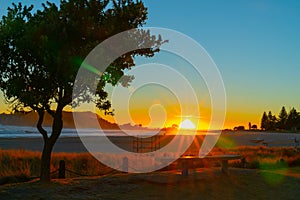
156, 154, 241, 175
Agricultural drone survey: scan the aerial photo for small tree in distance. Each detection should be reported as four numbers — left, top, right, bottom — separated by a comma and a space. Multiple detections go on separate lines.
277, 106, 288, 130
260, 111, 268, 130
0, 0, 164, 182
286, 108, 300, 131
267, 111, 277, 131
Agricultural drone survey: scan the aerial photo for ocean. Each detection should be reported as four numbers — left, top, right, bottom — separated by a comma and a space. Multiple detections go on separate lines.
0, 124, 161, 138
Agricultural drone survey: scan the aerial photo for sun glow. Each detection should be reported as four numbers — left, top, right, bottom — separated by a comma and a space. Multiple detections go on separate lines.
178, 119, 196, 130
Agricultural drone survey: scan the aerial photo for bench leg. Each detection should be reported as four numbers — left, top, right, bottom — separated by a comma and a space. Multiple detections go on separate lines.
221, 160, 228, 174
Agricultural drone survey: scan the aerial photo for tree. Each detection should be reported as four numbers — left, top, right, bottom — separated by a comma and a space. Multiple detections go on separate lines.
277, 106, 288, 130
234, 126, 245, 131
260, 111, 268, 130
251, 124, 257, 130
267, 111, 277, 131
286, 108, 300, 131
0, 0, 164, 182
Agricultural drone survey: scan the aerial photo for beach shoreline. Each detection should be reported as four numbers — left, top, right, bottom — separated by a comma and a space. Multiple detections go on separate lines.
0, 132, 299, 153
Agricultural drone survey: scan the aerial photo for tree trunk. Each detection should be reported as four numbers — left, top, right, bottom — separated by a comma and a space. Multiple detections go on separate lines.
38, 109, 63, 183
40, 140, 53, 182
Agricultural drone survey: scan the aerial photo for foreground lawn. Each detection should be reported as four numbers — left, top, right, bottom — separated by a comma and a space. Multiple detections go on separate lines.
0, 168, 300, 200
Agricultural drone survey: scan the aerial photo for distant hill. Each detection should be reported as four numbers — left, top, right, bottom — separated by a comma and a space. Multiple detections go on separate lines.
0, 111, 119, 129
0, 111, 154, 131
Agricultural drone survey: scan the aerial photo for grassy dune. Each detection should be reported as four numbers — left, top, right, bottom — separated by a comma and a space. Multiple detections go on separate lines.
1, 147, 300, 199
0, 149, 113, 184
1, 146, 300, 184
211, 146, 300, 169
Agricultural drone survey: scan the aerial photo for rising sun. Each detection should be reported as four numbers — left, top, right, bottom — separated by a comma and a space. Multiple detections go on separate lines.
178, 119, 196, 130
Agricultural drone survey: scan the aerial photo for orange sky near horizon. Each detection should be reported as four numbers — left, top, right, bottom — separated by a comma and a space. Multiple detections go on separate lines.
96, 108, 261, 130
0, 97, 260, 131
0, 90, 268, 130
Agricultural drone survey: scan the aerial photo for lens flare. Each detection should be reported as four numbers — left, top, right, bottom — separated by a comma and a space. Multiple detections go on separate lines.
73, 57, 101, 75
179, 119, 196, 130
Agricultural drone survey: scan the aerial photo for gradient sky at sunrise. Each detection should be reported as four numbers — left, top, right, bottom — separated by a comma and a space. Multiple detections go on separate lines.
0, 0, 300, 129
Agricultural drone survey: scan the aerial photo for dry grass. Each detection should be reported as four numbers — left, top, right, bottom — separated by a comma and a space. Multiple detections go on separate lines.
0, 149, 40, 177
1, 146, 300, 182
219, 146, 300, 169
0, 149, 113, 183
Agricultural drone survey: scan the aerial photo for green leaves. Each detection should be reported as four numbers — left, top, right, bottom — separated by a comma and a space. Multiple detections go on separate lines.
0, 0, 164, 115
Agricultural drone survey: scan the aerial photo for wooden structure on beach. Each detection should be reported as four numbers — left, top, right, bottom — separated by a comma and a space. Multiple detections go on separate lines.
132, 135, 162, 153
156, 154, 242, 175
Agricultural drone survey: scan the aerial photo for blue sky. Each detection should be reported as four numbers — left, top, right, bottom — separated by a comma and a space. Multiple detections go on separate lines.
142, 0, 300, 126
1, 0, 300, 128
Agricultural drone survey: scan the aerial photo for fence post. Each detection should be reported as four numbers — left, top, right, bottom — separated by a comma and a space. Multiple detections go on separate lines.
241, 157, 246, 168
181, 160, 189, 176
122, 157, 128, 172
58, 160, 66, 179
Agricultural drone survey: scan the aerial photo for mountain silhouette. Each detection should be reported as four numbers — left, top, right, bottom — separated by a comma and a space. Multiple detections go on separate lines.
0, 111, 119, 129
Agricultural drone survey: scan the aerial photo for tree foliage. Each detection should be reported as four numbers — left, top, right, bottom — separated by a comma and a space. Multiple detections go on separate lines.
260, 111, 268, 130
0, 0, 164, 182
260, 106, 300, 131
267, 111, 277, 131
277, 106, 288, 130
286, 108, 300, 131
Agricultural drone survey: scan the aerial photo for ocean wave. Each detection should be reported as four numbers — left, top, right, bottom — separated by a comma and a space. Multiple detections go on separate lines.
0, 125, 159, 138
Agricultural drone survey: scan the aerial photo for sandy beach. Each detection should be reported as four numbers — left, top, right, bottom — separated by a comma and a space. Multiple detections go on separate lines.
0, 132, 299, 152
0, 132, 300, 199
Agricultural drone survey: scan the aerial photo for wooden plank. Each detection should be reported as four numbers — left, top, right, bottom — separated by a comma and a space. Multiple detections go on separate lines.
156, 154, 242, 175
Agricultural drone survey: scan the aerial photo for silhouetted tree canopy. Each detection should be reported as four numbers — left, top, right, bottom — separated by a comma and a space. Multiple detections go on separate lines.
261, 111, 268, 130
286, 108, 300, 131
267, 111, 277, 131
260, 106, 300, 131
251, 124, 257, 129
277, 106, 288, 130
0, 0, 164, 182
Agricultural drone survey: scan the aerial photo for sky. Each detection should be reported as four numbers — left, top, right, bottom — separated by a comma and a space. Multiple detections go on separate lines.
0, 0, 300, 130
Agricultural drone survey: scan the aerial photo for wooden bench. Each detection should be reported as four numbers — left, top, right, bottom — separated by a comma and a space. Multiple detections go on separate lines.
157, 154, 242, 175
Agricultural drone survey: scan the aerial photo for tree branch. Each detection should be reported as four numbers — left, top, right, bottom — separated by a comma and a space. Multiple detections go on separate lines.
45, 105, 56, 118
49, 103, 63, 144
37, 109, 48, 141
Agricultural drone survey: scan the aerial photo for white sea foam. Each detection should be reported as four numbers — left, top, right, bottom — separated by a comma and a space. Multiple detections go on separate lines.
0, 125, 160, 138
